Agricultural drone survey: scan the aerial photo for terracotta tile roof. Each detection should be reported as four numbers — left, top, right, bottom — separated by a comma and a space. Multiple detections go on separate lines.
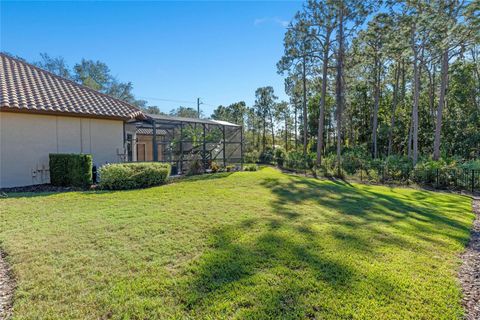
0, 53, 144, 120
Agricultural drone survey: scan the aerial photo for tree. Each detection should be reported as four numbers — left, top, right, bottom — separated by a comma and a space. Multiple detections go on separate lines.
284, 75, 303, 150
403, 1, 435, 165
254, 87, 277, 152
73, 59, 111, 92
432, 0, 475, 160
333, 0, 373, 173
170, 106, 203, 118
275, 101, 291, 150
302, 0, 337, 165
33, 54, 147, 107
142, 106, 163, 115
357, 13, 392, 158
278, 13, 316, 154
212, 102, 247, 126
34, 53, 71, 79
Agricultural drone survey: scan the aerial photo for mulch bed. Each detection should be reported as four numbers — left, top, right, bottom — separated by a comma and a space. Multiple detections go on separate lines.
0, 252, 14, 320
459, 197, 480, 320
0, 184, 95, 196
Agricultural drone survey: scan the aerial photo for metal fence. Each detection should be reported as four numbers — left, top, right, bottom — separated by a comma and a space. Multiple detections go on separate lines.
280, 160, 480, 194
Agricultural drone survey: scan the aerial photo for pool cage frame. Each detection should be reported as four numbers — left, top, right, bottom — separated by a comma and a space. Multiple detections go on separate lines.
126, 114, 243, 175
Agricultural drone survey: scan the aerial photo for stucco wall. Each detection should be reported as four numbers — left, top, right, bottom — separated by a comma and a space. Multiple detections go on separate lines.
0, 112, 125, 187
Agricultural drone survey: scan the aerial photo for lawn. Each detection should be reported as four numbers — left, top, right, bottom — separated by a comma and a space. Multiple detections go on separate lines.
0, 167, 474, 319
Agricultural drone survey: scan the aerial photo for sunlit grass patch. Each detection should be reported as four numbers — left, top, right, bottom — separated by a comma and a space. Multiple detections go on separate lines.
0, 167, 473, 319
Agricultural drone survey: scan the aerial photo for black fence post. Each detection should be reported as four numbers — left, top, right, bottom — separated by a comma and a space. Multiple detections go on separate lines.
472, 169, 475, 194
436, 168, 439, 189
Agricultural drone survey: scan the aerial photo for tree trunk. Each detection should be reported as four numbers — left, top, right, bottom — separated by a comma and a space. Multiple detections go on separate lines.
262, 114, 266, 152
372, 56, 380, 159
270, 111, 276, 150
316, 33, 331, 166
411, 30, 421, 166
302, 57, 308, 155
285, 113, 288, 151
433, 49, 449, 160
335, 3, 344, 176
387, 60, 401, 156
429, 63, 436, 126
407, 118, 413, 158
294, 103, 298, 150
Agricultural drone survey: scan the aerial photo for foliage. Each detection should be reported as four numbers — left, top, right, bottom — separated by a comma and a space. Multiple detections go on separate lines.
211, 101, 247, 126
170, 106, 203, 118
274, 148, 286, 167
461, 160, 480, 170
141, 106, 164, 115
244, 151, 259, 164
210, 162, 220, 173
98, 162, 170, 190
0, 168, 473, 319
243, 164, 258, 171
33, 54, 147, 107
259, 147, 275, 164
225, 165, 236, 172
285, 151, 315, 170
49, 153, 93, 188
187, 158, 204, 176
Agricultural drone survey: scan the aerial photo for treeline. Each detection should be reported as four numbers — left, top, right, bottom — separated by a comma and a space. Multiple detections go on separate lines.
212, 0, 480, 171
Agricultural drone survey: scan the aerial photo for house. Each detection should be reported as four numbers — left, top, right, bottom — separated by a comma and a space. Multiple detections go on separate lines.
0, 53, 244, 188
0, 53, 144, 188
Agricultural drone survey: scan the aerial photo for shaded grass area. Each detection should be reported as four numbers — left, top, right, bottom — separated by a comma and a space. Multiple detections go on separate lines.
0, 168, 474, 319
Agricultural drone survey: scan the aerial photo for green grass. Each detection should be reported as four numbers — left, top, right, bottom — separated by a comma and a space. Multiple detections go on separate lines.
0, 167, 474, 319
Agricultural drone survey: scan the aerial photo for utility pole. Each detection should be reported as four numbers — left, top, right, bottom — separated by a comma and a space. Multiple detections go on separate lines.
197, 98, 203, 118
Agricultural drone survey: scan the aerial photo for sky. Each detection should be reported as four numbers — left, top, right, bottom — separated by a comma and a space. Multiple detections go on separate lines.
1, 1, 303, 116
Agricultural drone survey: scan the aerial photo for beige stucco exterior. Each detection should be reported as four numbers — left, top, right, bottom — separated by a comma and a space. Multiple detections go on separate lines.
0, 111, 125, 188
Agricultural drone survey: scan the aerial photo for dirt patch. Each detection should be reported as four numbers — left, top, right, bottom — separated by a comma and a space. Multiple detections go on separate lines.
459, 197, 480, 320
0, 251, 14, 320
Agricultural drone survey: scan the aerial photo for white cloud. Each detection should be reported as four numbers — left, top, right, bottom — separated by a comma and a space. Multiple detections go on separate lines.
254, 17, 289, 28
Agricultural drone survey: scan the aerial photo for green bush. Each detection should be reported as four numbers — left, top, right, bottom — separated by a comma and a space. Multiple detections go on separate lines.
459, 160, 480, 170
285, 151, 315, 170
187, 158, 204, 176
384, 155, 413, 181
274, 148, 286, 167
259, 147, 274, 164
226, 165, 236, 172
99, 162, 170, 190
49, 153, 93, 188
244, 164, 258, 171
244, 151, 259, 164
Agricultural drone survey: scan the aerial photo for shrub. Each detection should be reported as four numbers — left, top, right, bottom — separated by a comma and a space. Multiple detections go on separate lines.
244, 151, 259, 164
341, 152, 362, 175
226, 165, 236, 172
49, 153, 93, 188
259, 147, 274, 164
210, 161, 220, 173
285, 151, 315, 170
384, 155, 413, 181
244, 164, 258, 171
274, 148, 286, 167
187, 158, 204, 176
459, 160, 480, 170
99, 162, 170, 190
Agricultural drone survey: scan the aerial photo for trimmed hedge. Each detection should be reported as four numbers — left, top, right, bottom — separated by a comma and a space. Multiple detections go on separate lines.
49, 153, 93, 188
98, 162, 171, 190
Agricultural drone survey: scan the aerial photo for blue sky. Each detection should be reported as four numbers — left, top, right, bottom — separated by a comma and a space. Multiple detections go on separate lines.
1, 1, 303, 115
